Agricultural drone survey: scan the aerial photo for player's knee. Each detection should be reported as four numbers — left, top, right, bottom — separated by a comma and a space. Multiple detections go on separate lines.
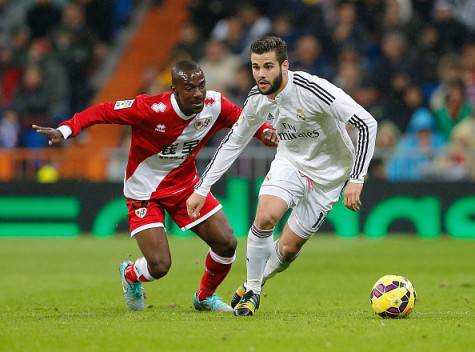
148, 257, 171, 279
254, 212, 279, 229
212, 230, 237, 257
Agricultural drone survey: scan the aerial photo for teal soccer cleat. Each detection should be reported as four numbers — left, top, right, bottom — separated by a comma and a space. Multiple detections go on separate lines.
119, 261, 145, 311
193, 292, 233, 312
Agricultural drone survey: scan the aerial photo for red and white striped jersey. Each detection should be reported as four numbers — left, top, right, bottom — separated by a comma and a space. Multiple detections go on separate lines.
59, 90, 271, 200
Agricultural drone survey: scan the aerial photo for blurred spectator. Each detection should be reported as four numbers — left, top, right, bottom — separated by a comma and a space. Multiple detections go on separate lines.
0, 45, 21, 106
372, 32, 413, 93
12, 64, 54, 148
226, 63, 254, 105
432, 1, 469, 52
462, 41, 475, 104
78, 0, 115, 43
26, 0, 62, 39
269, 15, 300, 52
292, 35, 334, 80
171, 22, 204, 62
198, 40, 240, 91
387, 108, 446, 181
422, 114, 475, 181
332, 1, 366, 52
430, 54, 463, 110
27, 38, 69, 121
0, 108, 19, 148
435, 0, 475, 31
434, 79, 472, 139
412, 25, 444, 87
212, 2, 271, 61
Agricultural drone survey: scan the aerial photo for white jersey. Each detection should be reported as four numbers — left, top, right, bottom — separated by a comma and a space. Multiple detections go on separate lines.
195, 70, 377, 195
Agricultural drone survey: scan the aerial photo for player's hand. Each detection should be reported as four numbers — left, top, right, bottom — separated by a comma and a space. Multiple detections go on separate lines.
262, 128, 279, 146
32, 125, 64, 145
186, 192, 206, 220
343, 182, 363, 211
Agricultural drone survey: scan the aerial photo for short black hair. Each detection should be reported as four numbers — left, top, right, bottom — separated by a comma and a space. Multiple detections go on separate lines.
171, 60, 201, 82
250, 36, 288, 64
172, 60, 201, 72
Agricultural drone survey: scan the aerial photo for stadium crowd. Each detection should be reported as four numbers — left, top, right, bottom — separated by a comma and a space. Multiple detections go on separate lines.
150, 0, 475, 182
0, 0, 135, 148
1, 0, 475, 182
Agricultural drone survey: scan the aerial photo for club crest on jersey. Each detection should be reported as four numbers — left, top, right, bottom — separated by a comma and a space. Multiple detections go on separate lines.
297, 109, 305, 121
114, 99, 134, 110
266, 113, 274, 122
151, 102, 166, 112
194, 115, 211, 131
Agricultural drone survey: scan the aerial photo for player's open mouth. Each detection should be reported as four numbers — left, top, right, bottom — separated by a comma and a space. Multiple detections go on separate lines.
258, 80, 269, 87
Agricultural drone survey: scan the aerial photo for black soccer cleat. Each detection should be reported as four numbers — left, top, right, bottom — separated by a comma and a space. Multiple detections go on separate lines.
233, 290, 260, 316
230, 282, 246, 308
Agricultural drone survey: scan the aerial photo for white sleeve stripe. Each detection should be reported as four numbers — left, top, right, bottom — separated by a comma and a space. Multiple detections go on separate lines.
349, 115, 369, 179
195, 128, 234, 190
294, 73, 336, 101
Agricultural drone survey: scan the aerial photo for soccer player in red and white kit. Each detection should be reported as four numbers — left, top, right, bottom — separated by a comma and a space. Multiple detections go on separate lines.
33, 60, 277, 312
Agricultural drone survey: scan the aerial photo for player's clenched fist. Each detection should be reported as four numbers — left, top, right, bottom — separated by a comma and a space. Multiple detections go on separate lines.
32, 125, 64, 145
186, 192, 206, 220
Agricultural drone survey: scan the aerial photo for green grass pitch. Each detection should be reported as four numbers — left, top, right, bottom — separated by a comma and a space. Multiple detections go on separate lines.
1, 236, 474, 352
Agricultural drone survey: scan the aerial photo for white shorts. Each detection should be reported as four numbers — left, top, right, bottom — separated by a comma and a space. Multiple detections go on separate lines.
259, 158, 346, 239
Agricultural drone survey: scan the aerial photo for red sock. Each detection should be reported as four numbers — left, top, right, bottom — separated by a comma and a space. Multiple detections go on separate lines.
125, 263, 150, 283
197, 253, 232, 300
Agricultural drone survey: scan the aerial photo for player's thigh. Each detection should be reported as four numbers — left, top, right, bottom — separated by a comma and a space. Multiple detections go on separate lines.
126, 198, 170, 264
256, 159, 306, 228
254, 195, 289, 229
191, 209, 236, 256
134, 226, 171, 266
288, 184, 343, 239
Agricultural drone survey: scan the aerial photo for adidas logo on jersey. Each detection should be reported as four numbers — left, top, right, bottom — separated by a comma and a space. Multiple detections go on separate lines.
266, 113, 274, 121
151, 102, 166, 112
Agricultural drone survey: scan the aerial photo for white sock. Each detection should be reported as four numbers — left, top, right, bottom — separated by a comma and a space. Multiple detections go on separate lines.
134, 257, 155, 281
245, 224, 274, 294
263, 240, 299, 285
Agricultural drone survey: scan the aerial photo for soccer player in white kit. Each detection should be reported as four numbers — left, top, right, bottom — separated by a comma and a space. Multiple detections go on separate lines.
186, 37, 377, 316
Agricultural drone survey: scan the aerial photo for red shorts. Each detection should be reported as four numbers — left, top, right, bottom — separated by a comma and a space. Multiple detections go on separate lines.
126, 185, 221, 237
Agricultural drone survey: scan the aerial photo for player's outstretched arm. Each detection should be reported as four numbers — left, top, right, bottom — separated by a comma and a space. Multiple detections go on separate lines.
32, 125, 65, 145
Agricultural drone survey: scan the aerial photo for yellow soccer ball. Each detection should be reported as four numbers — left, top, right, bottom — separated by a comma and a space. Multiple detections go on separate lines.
370, 275, 416, 318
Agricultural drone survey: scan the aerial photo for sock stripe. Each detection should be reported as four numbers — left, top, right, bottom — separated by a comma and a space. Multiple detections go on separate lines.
251, 224, 274, 238
209, 249, 236, 264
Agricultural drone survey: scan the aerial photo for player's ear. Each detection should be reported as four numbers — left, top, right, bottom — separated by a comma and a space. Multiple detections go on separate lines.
170, 85, 176, 93
282, 60, 289, 71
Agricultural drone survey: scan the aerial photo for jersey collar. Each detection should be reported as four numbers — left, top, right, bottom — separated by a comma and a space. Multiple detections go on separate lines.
171, 93, 196, 120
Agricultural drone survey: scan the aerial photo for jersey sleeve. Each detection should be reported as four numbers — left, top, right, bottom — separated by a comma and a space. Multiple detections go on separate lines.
219, 95, 275, 146
58, 96, 146, 138
195, 108, 265, 196
311, 77, 378, 183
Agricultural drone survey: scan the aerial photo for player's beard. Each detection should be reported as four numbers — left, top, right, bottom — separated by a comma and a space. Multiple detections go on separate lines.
258, 67, 283, 96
